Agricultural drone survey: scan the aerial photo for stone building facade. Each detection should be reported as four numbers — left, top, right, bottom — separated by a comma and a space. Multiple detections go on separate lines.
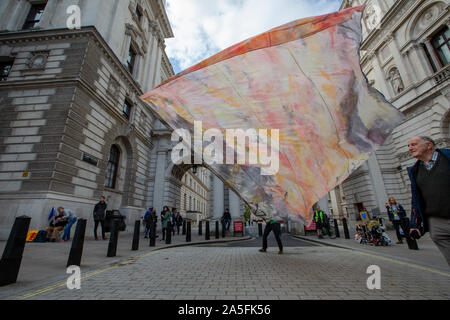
0, 0, 245, 239
0, 0, 175, 239
180, 167, 211, 223
328, 0, 450, 222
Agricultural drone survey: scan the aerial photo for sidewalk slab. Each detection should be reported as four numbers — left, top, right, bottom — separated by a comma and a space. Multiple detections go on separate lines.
292, 228, 449, 272
0, 227, 250, 298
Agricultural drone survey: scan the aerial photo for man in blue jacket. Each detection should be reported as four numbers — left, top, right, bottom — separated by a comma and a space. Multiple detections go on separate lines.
407, 136, 450, 266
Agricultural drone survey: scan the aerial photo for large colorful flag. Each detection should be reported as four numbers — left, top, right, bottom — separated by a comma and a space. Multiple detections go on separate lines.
141, 6, 405, 224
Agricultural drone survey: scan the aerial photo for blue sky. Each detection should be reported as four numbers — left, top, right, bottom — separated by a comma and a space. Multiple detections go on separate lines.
165, 0, 343, 74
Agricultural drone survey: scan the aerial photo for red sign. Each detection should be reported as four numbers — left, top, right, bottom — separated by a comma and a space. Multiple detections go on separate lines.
304, 221, 316, 231
234, 221, 243, 232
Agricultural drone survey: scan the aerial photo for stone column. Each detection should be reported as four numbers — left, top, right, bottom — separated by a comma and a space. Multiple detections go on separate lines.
424, 37, 443, 71
152, 132, 169, 214
316, 195, 330, 215
370, 52, 391, 99
328, 189, 341, 219
406, 42, 432, 80
212, 175, 224, 219
229, 189, 241, 220
367, 152, 388, 215
388, 33, 413, 87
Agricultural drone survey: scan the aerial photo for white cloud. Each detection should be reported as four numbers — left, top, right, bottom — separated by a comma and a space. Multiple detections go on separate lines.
165, 0, 342, 73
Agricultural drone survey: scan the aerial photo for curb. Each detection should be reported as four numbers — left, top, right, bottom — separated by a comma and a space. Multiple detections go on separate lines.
147, 236, 253, 252
292, 235, 450, 274
0, 236, 253, 299
291, 235, 357, 250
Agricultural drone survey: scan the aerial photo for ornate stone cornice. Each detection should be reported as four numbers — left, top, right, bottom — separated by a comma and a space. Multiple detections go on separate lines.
360, 0, 417, 54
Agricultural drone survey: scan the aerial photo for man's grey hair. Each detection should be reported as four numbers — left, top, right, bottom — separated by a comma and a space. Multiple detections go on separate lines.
420, 136, 436, 147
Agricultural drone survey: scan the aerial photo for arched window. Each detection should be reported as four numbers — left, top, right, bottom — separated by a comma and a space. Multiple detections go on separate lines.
105, 145, 120, 189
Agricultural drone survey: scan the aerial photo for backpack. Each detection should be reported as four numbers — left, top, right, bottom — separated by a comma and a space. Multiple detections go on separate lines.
33, 230, 47, 243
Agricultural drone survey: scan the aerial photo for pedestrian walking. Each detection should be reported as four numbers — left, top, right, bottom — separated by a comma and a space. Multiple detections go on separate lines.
143, 207, 153, 238
149, 207, 158, 239
171, 210, 177, 236
93, 196, 107, 240
385, 197, 406, 244
313, 205, 326, 239
161, 206, 171, 241
175, 212, 183, 235
222, 209, 232, 230
407, 136, 450, 265
259, 212, 283, 254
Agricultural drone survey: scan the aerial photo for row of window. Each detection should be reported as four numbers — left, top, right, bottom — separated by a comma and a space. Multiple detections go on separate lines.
184, 174, 207, 197
18, 1, 141, 77
183, 193, 207, 213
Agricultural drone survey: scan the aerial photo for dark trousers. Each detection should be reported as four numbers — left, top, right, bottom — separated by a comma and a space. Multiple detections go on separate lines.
162, 227, 166, 240
94, 220, 105, 239
392, 220, 402, 241
262, 223, 283, 251
176, 225, 181, 234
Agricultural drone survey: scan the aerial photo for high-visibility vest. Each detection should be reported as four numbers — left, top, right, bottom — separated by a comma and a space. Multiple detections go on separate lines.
314, 210, 324, 223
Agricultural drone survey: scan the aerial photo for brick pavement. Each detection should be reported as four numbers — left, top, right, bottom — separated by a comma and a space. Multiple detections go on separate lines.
2, 243, 449, 300
294, 224, 450, 271
0, 225, 250, 298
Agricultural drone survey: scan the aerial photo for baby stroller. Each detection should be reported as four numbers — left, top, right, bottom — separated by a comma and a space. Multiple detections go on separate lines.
367, 219, 391, 246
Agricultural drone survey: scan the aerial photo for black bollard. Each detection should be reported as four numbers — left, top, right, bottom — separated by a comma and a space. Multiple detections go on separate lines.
215, 221, 219, 239
258, 223, 263, 237
107, 219, 119, 257
166, 221, 172, 244
334, 219, 340, 238
67, 219, 87, 267
198, 220, 202, 236
132, 220, 140, 251
186, 220, 191, 242
182, 220, 186, 235
0, 216, 31, 286
149, 221, 156, 247
205, 220, 210, 240
343, 218, 350, 239
221, 220, 226, 238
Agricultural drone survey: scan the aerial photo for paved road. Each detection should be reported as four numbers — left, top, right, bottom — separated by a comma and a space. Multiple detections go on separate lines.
3, 236, 449, 300
198, 233, 317, 248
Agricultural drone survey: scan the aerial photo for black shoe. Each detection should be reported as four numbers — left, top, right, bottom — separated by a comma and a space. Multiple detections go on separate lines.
278, 250, 283, 254
144, 236, 148, 238
259, 248, 266, 252
51, 238, 56, 242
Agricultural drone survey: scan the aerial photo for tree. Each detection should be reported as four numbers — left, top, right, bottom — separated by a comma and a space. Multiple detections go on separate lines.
244, 205, 251, 223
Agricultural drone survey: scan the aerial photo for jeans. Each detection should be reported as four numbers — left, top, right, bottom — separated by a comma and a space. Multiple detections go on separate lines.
392, 220, 402, 242
94, 220, 105, 239
62, 218, 77, 241
224, 219, 231, 230
262, 223, 283, 251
